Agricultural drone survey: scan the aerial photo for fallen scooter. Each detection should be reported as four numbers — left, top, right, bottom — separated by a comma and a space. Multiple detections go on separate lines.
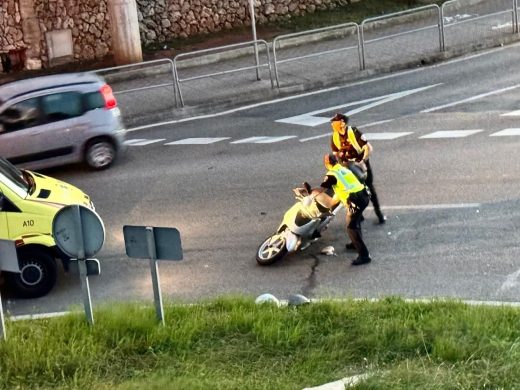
256, 184, 343, 265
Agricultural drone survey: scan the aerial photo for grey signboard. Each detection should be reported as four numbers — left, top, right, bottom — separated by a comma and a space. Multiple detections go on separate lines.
123, 226, 183, 261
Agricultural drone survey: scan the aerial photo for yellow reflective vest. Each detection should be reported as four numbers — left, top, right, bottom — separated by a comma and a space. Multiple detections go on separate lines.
327, 163, 364, 204
332, 126, 364, 155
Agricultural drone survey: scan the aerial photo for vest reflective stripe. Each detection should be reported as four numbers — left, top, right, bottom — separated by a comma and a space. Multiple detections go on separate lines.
327, 164, 364, 203
347, 127, 363, 154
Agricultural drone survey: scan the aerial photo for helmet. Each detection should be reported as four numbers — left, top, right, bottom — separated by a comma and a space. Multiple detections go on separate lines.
324, 153, 338, 170
255, 293, 281, 307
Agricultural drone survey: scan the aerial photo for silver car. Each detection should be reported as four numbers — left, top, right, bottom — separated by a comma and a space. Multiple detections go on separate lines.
0, 72, 126, 170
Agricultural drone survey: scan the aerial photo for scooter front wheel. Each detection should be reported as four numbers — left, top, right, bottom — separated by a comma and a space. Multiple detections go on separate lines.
256, 233, 288, 266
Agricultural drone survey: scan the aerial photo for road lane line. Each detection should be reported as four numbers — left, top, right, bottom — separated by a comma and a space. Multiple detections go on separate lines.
277, 84, 441, 127
421, 85, 520, 113
125, 139, 165, 146
367, 203, 480, 210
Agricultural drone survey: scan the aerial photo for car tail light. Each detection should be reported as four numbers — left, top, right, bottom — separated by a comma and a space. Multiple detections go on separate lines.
100, 84, 117, 109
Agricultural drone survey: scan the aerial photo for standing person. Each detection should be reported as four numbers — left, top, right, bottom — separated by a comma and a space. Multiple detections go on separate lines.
329, 113, 386, 225
317, 153, 372, 265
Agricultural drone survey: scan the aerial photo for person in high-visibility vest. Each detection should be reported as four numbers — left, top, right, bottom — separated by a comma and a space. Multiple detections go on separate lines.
319, 153, 372, 266
329, 113, 386, 226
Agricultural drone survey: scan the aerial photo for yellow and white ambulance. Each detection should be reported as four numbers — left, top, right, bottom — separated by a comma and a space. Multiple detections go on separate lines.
0, 157, 93, 298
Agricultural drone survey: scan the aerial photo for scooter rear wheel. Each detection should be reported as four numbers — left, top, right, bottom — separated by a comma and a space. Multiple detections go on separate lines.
256, 233, 288, 266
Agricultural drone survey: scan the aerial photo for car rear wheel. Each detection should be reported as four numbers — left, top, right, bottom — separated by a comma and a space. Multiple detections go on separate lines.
6, 248, 58, 299
85, 139, 116, 170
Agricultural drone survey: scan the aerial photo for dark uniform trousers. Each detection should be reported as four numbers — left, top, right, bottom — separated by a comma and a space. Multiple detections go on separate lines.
346, 189, 370, 260
365, 159, 384, 222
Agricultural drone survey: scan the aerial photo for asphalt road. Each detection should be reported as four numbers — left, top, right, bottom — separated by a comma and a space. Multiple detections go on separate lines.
5, 43, 520, 316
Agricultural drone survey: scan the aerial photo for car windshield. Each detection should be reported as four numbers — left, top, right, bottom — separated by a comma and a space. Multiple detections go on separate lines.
0, 157, 32, 197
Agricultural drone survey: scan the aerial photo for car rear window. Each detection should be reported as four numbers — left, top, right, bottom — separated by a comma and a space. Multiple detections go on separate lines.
83, 91, 105, 111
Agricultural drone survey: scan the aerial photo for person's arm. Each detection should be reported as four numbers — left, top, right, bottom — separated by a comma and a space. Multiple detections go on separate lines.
361, 141, 372, 161
353, 127, 371, 161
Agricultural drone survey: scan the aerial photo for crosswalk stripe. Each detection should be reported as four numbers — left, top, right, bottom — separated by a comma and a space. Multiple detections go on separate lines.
126, 139, 165, 146
230, 136, 296, 144
365, 132, 413, 140
490, 128, 520, 136
419, 130, 482, 139
164, 137, 230, 145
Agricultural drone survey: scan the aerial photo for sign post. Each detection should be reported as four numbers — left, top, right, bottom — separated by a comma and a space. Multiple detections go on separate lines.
52, 205, 105, 326
146, 227, 165, 325
0, 239, 20, 340
123, 225, 183, 325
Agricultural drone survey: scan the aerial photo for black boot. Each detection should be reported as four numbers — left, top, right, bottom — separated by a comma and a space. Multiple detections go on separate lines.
351, 256, 372, 266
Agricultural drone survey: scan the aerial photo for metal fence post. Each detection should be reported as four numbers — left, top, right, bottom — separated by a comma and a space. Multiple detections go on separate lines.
513, 0, 518, 34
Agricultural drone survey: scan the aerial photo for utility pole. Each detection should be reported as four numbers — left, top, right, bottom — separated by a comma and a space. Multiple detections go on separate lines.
248, 0, 260, 80
107, 0, 143, 65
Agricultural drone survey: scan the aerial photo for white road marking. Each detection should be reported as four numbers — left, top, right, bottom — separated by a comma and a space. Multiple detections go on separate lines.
164, 137, 230, 145
276, 84, 441, 127
254, 136, 297, 143
490, 128, 520, 136
125, 138, 165, 146
421, 85, 520, 113
365, 132, 413, 140
501, 110, 520, 116
299, 133, 331, 142
367, 203, 480, 210
230, 136, 296, 144
124, 139, 146, 145
492, 22, 513, 31
419, 130, 482, 138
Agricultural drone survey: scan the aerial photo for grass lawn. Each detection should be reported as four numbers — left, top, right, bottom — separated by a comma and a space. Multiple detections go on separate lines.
1, 297, 520, 389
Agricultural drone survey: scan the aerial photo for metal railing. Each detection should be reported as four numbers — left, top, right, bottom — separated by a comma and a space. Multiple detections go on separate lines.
86, 0, 520, 112
93, 58, 177, 107
441, 0, 518, 51
360, 4, 442, 70
272, 22, 361, 88
173, 40, 274, 108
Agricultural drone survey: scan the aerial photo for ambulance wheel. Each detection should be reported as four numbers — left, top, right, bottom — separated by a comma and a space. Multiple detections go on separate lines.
6, 248, 57, 299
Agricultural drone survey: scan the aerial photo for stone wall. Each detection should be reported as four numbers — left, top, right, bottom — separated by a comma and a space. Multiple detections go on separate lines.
137, 0, 353, 44
33, 0, 111, 63
1, 0, 357, 70
0, 0, 25, 52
